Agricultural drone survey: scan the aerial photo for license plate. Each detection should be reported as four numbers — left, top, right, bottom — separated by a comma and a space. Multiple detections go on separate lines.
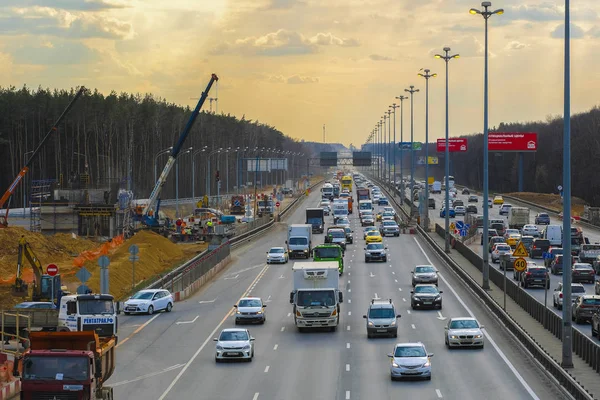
403, 370, 420, 374
534, 280, 542, 282
423, 302, 432, 305
377, 329, 387, 332
461, 341, 472, 344
226, 352, 239, 356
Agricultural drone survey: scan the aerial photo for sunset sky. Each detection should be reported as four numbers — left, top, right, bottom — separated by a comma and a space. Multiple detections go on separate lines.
0, 0, 598, 147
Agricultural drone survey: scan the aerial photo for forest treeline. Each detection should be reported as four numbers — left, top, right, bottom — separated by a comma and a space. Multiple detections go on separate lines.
0, 85, 314, 207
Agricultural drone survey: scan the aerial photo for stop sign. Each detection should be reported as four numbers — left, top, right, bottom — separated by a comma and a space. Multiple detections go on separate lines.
276, 202, 281, 208
46, 264, 58, 276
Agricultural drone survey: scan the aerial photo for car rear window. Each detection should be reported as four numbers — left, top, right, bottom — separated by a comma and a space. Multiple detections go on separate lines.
534, 239, 550, 246
582, 298, 600, 306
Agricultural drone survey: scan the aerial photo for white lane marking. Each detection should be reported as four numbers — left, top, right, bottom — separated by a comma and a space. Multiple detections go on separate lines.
398, 288, 402, 291
347, 342, 351, 349
278, 275, 285, 279
265, 295, 272, 303
281, 326, 285, 332
348, 311, 352, 316
346, 364, 350, 371
347, 325, 351, 331
413, 237, 541, 400
437, 311, 447, 320
346, 391, 351, 399
273, 344, 278, 350
411, 324, 416, 329
116, 314, 161, 348
370, 271, 375, 277
436, 389, 443, 398
348, 299, 352, 304
287, 313, 291, 317
198, 298, 217, 304
407, 310, 411, 314
348, 280, 351, 284
264, 366, 270, 373
348, 288, 351, 292
402, 298, 406, 302
392, 271, 395, 275
253, 393, 259, 400
110, 364, 185, 387
224, 274, 240, 280
394, 279, 398, 283
175, 316, 199, 325
348, 272, 351, 276
389, 265, 392, 268
158, 264, 270, 400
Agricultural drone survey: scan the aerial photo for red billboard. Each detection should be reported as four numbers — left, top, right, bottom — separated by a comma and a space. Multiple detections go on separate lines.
437, 138, 468, 152
488, 132, 538, 152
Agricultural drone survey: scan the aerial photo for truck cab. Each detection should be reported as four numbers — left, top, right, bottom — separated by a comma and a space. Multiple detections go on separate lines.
58, 294, 119, 339
312, 244, 344, 275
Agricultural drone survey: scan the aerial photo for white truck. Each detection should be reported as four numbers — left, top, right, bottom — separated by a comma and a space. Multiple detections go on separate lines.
286, 224, 312, 259
431, 181, 442, 194
321, 183, 334, 200
289, 261, 342, 332
508, 207, 530, 229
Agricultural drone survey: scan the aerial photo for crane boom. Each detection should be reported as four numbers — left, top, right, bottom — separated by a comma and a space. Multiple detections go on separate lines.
142, 74, 218, 217
0, 86, 86, 226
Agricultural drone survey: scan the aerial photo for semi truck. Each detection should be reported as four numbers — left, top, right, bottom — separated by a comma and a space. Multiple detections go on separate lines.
305, 208, 325, 234
508, 207, 530, 229
14, 330, 116, 400
257, 198, 274, 217
321, 183, 334, 200
289, 261, 343, 332
356, 188, 370, 201
286, 224, 312, 259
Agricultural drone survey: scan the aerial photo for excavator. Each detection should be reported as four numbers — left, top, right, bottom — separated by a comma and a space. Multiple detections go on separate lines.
12, 236, 62, 305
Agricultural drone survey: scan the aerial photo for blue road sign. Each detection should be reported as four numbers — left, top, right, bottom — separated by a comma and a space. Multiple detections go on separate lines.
234, 200, 241, 206
543, 252, 553, 260
460, 228, 468, 237
399, 142, 422, 151
455, 221, 465, 230
76, 284, 91, 294
75, 267, 92, 284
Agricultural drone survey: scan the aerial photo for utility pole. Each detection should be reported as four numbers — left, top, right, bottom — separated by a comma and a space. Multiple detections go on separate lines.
405, 85, 419, 215
323, 124, 326, 143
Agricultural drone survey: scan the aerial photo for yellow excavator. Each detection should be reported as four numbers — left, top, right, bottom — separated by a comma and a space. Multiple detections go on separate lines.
12, 235, 63, 305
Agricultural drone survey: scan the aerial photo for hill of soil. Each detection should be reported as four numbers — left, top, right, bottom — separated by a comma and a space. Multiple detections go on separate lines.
505, 192, 587, 216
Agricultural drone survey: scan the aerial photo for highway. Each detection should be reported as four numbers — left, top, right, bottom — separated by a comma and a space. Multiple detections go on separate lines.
108, 185, 566, 400
423, 187, 600, 340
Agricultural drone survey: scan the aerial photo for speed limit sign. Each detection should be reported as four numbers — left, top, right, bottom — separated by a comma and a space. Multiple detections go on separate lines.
514, 257, 527, 272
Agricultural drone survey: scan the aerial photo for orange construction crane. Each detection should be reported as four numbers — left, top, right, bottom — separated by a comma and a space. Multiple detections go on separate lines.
0, 87, 86, 227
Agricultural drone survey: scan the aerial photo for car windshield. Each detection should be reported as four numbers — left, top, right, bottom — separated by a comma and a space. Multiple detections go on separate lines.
131, 291, 154, 300
78, 299, 114, 315
369, 308, 395, 318
329, 230, 345, 238
314, 247, 342, 258
296, 290, 336, 307
496, 246, 510, 251
584, 245, 600, 251
238, 299, 262, 307
367, 232, 379, 237
573, 286, 586, 293
219, 331, 249, 341
415, 266, 435, 273
449, 320, 479, 329
414, 286, 438, 294
367, 243, 384, 250
394, 346, 426, 358
539, 213, 549, 217
383, 221, 396, 226
574, 265, 593, 271
23, 356, 89, 381
269, 248, 285, 254
338, 218, 349, 224
289, 237, 308, 245
582, 298, 600, 306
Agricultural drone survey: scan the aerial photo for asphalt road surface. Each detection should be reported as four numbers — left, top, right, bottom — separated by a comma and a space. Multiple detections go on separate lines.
108, 186, 566, 400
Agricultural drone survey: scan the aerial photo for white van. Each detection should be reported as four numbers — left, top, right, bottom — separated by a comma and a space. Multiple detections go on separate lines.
542, 225, 562, 246
358, 200, 373, 211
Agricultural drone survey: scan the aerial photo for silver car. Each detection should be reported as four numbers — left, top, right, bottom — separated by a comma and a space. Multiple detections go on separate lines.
234, 297, 266, 324
380, 220, 400, 237
214, 328, 255, 362
444, 317, 484, 348
388, 342, 433, 381
266, 247, 289, 264
363, 299, 400, 338
411, 265, 439, 286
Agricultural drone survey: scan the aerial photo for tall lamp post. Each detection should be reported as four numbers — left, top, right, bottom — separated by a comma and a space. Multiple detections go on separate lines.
418, 69, 437, 231
435, 47, 459, 252
206, 148, 223, 198
470, 1, 503, 290
22, 150, 34, 214
154, 146, 173, 184
404, 85, 419, 214
192, 146, 208, 201
395, 96, 407, 193
390, 104, 399, 188
386, 109, 392, 186
176, 147, 193, 218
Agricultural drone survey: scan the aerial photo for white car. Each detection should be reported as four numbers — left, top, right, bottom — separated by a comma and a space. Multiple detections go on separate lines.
454, 205, 466, 216
124, 289, 173, 315
388, 342, 433, 381
266, 247, 288, 264
383, 206, 396, 216
491, 244, 512, 263
521, 224, 539, 237
499, 203, 513, 215
553, 283, 586, 310
234, 297, 267, 324
445, 317, 484, 348
214, 328, 255, 362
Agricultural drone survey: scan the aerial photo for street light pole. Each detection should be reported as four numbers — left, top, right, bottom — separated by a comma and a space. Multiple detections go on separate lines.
154, 147, 173, 184
405, 86, 419, 214
418, 69, 437, 231
192, 146, 207, 201
386, 109, 392, 186
436, 47, 459, 251
176, 147, 192, 218
470, 1, 503, 290
395, 96, 407, 192
390, 104, 399, 187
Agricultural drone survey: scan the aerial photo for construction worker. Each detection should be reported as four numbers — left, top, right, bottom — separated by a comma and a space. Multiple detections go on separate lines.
207, 220, 213, 234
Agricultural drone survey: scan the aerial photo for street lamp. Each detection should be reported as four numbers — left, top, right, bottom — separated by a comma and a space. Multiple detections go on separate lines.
386, 110, 392, 185
404, 85, 419, 215
390, 104, 399, 188
435, 47, 459, 252
395, 96, 408, 192
192, 146, 208, 201
22, 150, 34, 213
206, 148, 223, 198
470, 1, 503, 290
418, 69, 436, 231
154, 147, 173, 184
176, 147, 193, 218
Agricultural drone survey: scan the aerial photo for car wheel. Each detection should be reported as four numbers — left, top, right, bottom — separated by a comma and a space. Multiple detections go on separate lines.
367, 333, 372, 339
215, 357, 220, 363
234, 320, 239, 325
383, 257, 387, 262
166, 303, 173, 312
576, 315, 583, 324
411, 303, 416, 310
390, 376, 396, 382
558, 304, 562, 310
426, 376, 432, 381
593, 325, 597, 337
445, 336, 449, 346
147, 306, 154, 315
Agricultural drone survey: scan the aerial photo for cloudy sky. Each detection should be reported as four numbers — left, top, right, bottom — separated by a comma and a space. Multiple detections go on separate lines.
0, 0, 598, 146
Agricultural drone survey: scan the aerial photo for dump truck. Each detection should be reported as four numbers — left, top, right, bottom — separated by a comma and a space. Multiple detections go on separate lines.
230, 195, 246, 215
289, 261, 342, 332
14, 331, 116, 400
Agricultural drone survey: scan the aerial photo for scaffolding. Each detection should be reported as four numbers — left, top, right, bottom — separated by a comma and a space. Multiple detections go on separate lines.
29, 179, 55, 232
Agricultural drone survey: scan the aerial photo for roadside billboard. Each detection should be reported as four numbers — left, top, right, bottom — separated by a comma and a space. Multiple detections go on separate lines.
437, 138, 468, 152
417, 156, 439, 165
488, 132, 537, 152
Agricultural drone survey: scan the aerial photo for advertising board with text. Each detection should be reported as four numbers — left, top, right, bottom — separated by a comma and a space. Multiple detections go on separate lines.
436, 138, 468, 152
488, 132, 537, 152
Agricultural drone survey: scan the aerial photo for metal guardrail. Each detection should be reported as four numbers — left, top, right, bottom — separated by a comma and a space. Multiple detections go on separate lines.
369, 175, 594, 400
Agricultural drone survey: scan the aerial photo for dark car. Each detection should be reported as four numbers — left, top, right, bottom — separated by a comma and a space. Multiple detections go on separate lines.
551, 254, 575, 275
466, 205, 478, 214
572, 263, 595, 284
481, 229, 499, 245
520, 265, 549, 289
468, 195, 478, 203
428, 198, 435, 209
535, 213, 551, 225
544, 248, 564, 268
462, 188, 470, 195
491, 222, 505, 237
410, 284, 443, 310
518, 236, 535, 253
573, 295, 600, 324
530, 239, 550, 259
488, 236, 507, 253
378, 197, 389, 206
364, 243, 387, 263
452, 199, 464, 208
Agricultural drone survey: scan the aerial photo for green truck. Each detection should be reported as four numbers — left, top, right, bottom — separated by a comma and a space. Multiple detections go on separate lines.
312, 243, 344, 275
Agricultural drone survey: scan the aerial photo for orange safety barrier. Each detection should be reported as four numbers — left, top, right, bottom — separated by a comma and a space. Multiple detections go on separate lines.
72, 234, 125, 267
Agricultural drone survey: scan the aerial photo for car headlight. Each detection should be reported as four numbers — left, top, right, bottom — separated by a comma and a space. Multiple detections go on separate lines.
368, 321, 374, 326
474, 334, 483, 339
216, 344, 223, 350
450, 335, 459, 339
390, 319, 396, 326
243, 345, 251, 351
424, 360, 431, 367
257, 310, 263, 314
392, 362, 399, 368
236, 311, 242, 314
435, 296, 442, 300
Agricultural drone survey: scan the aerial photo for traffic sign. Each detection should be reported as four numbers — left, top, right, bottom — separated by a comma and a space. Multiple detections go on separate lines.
512, 241, 529, 258
455, 221, 465, 230
460, 228, 468, 237
75, 267, 92, 284
449, 222, 456, 231
276, 201, 281, 208
514, 257, 527, 272
234, 199, 241, 207
557, 185, 563, 191
46, 264, 58, 276
129, 255, 140, 262
98, 255, 110, 268
543, 252, 553, 260
129, 244, 139, 255
76, 284, 91, 294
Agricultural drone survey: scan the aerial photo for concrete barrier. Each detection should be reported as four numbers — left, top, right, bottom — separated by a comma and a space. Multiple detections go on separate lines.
0, 379, 19, 400
172, 254, 232, 302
